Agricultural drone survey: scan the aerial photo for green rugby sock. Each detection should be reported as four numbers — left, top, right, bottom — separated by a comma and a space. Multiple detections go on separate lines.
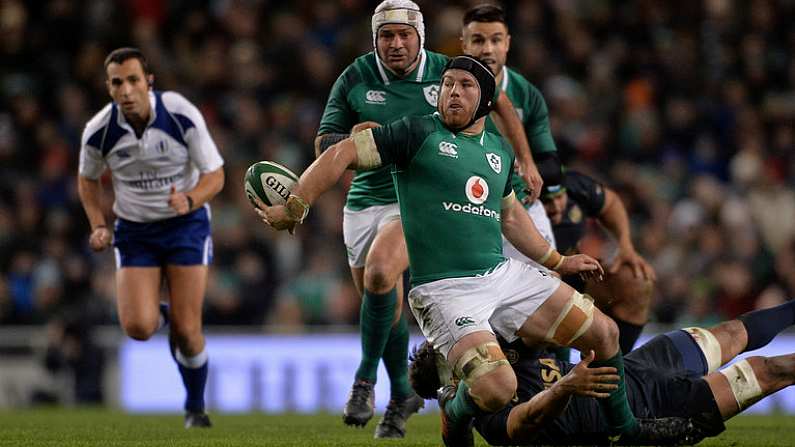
445, 382, 480, 422
590, 351, 639, 436
354, 288, 397, 383
383, 312, 412, 399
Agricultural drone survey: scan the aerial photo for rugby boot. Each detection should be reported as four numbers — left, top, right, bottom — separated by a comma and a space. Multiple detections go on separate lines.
343, 380, 375, 427
374, 392, 425, 438
438, 385, 474, 447
184, 411, 212, 428
625, 417, 699, 445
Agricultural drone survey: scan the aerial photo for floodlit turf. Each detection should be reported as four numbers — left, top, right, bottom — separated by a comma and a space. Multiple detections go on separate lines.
0, 408, 791, 446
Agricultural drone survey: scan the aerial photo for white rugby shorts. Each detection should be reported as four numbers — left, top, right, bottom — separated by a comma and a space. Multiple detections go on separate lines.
502, 199, 557, 269
342, 203, 401, 268
408, 258, 562, 358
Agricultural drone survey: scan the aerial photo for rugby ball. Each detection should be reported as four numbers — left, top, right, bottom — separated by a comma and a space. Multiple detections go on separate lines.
244, 161, 299, 208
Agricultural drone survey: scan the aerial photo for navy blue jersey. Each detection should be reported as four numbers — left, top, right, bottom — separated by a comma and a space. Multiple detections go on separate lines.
475, 334, 725, 445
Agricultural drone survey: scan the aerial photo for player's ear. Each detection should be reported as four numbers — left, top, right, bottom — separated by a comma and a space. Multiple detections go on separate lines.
147, 74, 155, 88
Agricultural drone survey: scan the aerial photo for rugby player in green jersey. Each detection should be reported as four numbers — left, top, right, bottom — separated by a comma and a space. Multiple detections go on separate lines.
312, 0, 542, 437
260, 55, 653, 447
461, 4, 559, 267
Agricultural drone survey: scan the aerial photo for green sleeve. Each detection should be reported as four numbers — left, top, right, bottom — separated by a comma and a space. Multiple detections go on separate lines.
317, 67, 357, 135
371, 116, 434, 168
525, 84, 557, 155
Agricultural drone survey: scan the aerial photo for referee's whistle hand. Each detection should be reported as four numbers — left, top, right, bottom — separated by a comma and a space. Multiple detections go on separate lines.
89, 227, 111, 252
168, 185, 191, 215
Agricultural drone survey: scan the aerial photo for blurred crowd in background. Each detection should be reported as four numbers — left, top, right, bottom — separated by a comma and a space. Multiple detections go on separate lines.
1, 0, 794, 335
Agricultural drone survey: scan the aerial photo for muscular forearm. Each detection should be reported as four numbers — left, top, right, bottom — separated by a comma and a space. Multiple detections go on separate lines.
599, 189, 633, 250
293, 138, 359, 204
187, 168, 225, 208
502, 199, 555, 262
507, 384, 572, 442
314, 133, 349, 158
77, 176, 107, 230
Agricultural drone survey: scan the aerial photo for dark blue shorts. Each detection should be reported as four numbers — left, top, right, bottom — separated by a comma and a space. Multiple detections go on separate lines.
113, 206, 213, 268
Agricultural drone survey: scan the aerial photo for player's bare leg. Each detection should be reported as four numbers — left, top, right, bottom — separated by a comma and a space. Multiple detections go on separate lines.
586, 263, 652, 353
116, 267, 162, 341
439, 331, 516, 447
705, 354, 795, 419
519, 283, 641, 440
166, 264, 211, 428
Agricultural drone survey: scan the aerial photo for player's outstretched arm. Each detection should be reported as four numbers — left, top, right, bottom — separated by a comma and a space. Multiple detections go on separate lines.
77, 175, 111, 251
501, 194, 603, 279
506, 351, 618, 443
491, 93, 542, 201
258, 136, 369, 232
598, 188, 656, 281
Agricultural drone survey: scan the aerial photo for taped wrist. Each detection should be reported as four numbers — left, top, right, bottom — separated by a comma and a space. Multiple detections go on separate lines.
317, 133, 349, 153
285, 195, 310, 224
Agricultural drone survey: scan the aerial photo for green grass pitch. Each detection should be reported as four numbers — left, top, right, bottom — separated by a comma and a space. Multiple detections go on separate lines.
0, 409, 791, 446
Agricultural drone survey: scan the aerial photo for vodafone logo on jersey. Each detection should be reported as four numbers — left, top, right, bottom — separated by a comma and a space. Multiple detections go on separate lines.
465, 176, 489, 205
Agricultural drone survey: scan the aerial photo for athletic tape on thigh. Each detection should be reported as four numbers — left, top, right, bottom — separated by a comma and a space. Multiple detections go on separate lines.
453, 342, 510, 387
545, 291, 595, 346
719, 359, 763, 410
683, 327, 723, 373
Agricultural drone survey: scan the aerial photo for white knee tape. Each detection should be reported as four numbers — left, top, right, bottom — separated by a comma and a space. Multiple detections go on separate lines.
684, 327, 722, 373
719, 359, 763, 410
545, 292, 595, 346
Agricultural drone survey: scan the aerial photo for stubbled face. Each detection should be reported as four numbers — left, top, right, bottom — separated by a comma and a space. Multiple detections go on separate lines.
106, 58, 152, 122
543, 192, 568, 224
376, 24, 420, 75
439, 69, 480, 129
461, 21, 510, 76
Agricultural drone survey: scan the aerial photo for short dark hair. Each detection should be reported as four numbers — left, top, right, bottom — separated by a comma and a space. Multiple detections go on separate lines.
408, 341, 442, 400
104, 47, 151, 75
463, 4, 506, 26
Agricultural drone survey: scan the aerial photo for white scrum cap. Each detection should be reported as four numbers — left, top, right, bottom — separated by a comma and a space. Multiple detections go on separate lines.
371, 0, 425, 49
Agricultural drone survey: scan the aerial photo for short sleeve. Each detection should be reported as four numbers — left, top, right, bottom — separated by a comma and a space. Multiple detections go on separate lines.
162, 92, 223, 173
78, 126, 106, 179
317, 67, 356, 135
176, 97, 224, 173
565, 171, 606, 216
370, 116, 414, 167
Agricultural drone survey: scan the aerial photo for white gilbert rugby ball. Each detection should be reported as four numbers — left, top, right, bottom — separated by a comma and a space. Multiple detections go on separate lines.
244, 161, 299, 208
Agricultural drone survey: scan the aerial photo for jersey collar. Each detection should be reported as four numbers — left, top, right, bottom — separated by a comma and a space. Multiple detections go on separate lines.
375, 49, 428, 85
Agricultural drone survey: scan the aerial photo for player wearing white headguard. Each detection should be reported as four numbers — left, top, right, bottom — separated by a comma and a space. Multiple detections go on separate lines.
77, 48, 224, 428
313, 0, 543, 438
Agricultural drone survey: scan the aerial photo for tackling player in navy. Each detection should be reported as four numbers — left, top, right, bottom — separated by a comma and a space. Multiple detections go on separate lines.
538, 156, 656, 357
77, 48, 224, 428
409, 299, 795, 445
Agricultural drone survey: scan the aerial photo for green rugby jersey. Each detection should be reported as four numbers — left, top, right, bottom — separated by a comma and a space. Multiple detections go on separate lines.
485, 66, 557, 204
318, 50, 449, 210
366, 113, 515, 286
